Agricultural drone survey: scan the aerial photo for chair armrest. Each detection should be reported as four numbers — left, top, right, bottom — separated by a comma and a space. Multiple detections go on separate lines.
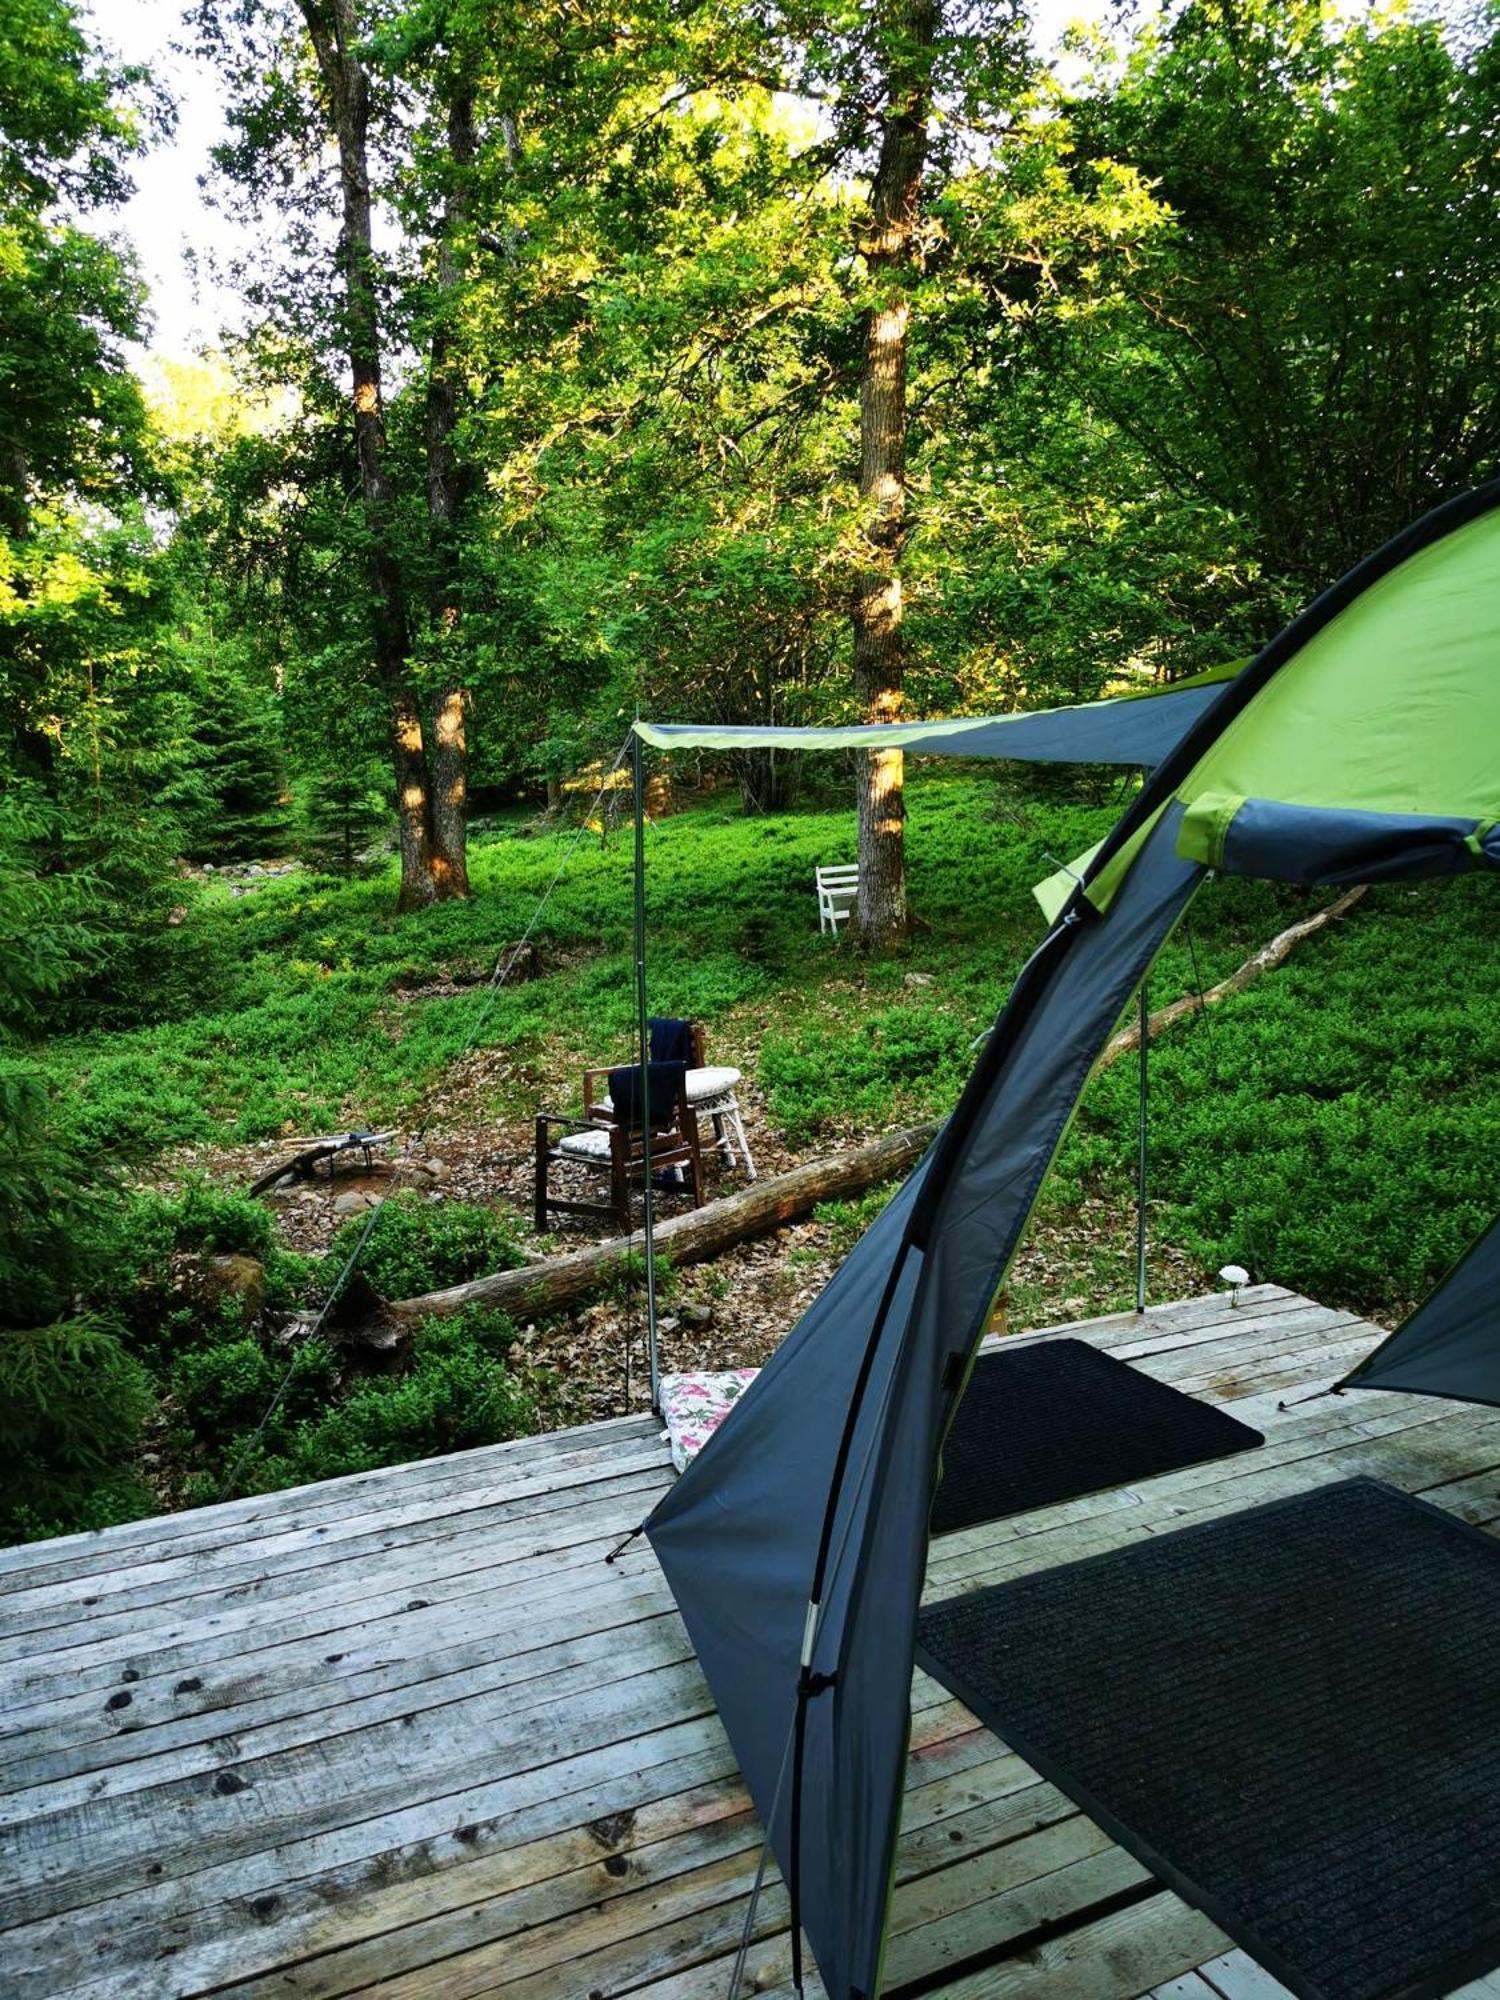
580, 1065, 615, 1114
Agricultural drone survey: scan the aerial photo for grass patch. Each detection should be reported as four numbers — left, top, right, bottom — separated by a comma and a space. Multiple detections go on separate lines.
41, 778, 1121, 1154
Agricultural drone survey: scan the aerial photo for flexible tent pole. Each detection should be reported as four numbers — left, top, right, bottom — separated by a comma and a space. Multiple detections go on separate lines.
632, 730, 661, 1412
1135, 979, 1149, 1313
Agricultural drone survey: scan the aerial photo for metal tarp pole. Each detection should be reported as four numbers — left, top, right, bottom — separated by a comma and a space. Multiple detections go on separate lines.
632, 732, 661, 1410
1135, 978, 1149, 1314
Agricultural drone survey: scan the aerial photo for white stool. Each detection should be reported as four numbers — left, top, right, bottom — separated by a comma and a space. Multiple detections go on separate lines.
685, 1066, 757, 1181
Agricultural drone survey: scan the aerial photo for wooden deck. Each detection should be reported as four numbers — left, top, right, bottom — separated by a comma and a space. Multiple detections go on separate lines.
5, 1285, 1500, 2000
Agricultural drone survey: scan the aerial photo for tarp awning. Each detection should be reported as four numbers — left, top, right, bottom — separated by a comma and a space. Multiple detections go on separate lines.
634, 664, 1239, 768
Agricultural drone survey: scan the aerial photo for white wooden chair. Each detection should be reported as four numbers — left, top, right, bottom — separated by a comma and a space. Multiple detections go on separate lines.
816, 863, 859, 935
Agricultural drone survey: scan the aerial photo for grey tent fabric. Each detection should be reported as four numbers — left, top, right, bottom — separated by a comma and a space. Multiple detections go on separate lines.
645, 808, 1202, 1996
915, 682, 1225, 764
1186, 798, 1500, 886
633, 675, 1227, 768
1342, 1215, 1500, 1405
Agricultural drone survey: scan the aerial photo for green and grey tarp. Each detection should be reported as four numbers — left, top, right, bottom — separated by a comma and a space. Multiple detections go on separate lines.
633, 660, 1238, 768
642, 480, 1500, 1999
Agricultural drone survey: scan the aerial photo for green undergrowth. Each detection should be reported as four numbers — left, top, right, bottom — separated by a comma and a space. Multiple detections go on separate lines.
1066, 874, 1500, 1319
12, 775, 1499, 1539
37, 775, 1122, 1154
809, 870, 1500, 1329
0, 1184, 552, 1541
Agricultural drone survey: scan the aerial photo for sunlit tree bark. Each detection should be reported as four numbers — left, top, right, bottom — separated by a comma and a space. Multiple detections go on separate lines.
851, 0, 937, 948
422, 64, 479, 900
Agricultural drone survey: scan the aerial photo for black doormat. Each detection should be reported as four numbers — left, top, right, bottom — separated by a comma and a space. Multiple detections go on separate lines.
916, 1477, 1500, 2000
929, 1337, 1263, 1535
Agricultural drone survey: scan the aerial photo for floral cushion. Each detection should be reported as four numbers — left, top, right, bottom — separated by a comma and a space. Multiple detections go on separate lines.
659, 1368, 759, 1473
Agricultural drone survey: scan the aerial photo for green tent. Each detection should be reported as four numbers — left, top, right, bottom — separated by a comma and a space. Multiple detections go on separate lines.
638, 480, 1500, 1999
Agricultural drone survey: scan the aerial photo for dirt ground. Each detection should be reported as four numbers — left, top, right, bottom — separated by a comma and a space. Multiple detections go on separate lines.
151, 1045, 1210, 1428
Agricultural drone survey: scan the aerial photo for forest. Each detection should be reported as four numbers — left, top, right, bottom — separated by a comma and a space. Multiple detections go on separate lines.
4, 0, 1499, 1543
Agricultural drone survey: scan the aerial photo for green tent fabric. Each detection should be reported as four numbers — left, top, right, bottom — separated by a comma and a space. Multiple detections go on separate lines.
1174, 510, 1500, 821
642, 478, 1500, 1999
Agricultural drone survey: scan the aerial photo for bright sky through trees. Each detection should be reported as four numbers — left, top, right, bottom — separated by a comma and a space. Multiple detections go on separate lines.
98, 0, 1110, 361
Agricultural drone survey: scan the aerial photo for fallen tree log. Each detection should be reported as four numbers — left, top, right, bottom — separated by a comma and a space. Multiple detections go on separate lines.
1099, 885, 1367, 1069
378, 1120, 938, 1329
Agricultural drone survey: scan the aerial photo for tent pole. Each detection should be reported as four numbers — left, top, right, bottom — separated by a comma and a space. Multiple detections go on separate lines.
1135, 978, 1148, 1314
632, 731, 661, 1413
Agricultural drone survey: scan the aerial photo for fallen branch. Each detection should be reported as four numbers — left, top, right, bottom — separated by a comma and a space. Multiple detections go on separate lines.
248, 1130, 395, 1198
377, 1120, 937, 1329
1100, 886, 1367, 1069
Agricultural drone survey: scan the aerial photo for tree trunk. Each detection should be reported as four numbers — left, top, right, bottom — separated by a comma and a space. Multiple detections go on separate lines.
851, 0, 937, 949
366, 1121, 936, 1330
298, 0, 451, 913
422, 70, 478, 900
735, 747, 798, 814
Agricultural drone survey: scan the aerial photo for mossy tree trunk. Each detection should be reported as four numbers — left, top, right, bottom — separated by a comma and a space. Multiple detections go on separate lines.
298, 0, 466, 910
851, 0, 937, 949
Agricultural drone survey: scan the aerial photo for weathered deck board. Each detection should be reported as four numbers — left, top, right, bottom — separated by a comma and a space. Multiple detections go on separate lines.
5, 1285, 1500, 1998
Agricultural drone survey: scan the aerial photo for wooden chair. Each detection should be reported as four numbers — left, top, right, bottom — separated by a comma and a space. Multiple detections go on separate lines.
535, 1060, 704, 1232
816, 863, 859, 935
584, 1020, 757, 1181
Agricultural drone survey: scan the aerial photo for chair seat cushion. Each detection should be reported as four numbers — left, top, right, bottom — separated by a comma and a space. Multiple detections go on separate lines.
596, 1066, 741, 1118
660, 1368, 760, 1474
556, 1126, 613, 1162
685, 1065, 741, 1102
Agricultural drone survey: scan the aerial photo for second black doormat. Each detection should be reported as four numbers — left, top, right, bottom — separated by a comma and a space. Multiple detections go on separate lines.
916, 1477, 1500, 2000
929, 1337, 1263, 1535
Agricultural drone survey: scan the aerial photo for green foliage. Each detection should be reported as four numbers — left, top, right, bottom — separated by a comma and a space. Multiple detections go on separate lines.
0, 1316, 154, 1542
0, 1055, 113, 1325
174, 659, 293, 862
762, 1004, 977, 1146
1063, 0, 1500, 591
815, 1183, 901, 1259
0, 782, 102, 1033
285, 1340, 538, 1483
299, 756, 390, 873
38, 778, 1108, 1153
138, 1177, 278, 1262
168, 0, 1500, 856
328, 1192, 526, 1300
1065, 877, 1500, 1316
169, 1336, 279, 1434
410, 1303, 523, 1358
